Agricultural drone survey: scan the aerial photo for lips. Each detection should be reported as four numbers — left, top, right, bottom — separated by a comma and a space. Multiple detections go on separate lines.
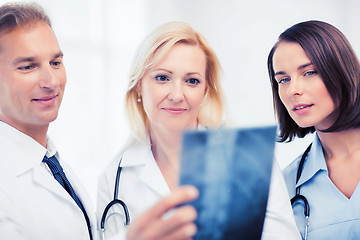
33, 95, 57, 101
293, 104, 314, 111
162, 107, 187, 114
32, 95, 58, 107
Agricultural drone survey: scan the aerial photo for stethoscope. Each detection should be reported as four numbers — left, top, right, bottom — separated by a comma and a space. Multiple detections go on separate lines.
291, 143, 312, 240
100, 158, 130, 239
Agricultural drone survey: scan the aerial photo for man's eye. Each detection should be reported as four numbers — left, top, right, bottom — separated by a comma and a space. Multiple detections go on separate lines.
51, 61, 62, 67
18, 64, 35, 70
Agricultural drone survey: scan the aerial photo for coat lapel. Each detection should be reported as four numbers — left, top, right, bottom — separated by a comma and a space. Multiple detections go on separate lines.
139, 153, 170, 197
32, 163, 77, 205
121, 139, 170, 197
61, 161, 97, 233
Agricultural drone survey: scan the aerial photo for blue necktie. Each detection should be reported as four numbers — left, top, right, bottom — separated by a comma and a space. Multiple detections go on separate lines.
43, 155, 92, 240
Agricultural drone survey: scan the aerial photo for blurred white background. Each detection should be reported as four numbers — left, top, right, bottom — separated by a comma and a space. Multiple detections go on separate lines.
5, 0, 360, 203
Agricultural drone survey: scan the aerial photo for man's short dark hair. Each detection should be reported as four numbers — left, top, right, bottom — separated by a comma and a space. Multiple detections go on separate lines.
0, 2, 51, 33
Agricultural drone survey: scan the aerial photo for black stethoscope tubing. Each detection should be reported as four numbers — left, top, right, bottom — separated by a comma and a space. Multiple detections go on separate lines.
100, 158, 130, 237
291, 143, 312, 240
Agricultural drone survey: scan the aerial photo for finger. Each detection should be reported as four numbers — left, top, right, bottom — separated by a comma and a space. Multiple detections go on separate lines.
162, 222, 197, 240
162, 205, 197, 237
142, 185, 198, 222
127, 186, 198, 239
128, 205, 197, 240
141, 205, 197, 240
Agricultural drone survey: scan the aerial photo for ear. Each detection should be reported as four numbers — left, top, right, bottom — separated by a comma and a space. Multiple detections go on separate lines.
135, 80, 142, 96
203, 86, 208, 99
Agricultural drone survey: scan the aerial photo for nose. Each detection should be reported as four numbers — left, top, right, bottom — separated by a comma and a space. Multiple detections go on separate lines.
39, 65, 60, 90
168, 81, 184, 102
287, 77, 303, 97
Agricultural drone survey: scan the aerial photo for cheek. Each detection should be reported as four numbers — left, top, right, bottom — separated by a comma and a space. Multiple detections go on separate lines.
319, 90, 335, 111
314, 80, 335, 106
61, 72, 67, 87
188, 89, 206, 109
56, 68, 67, 86
141, 84, 157, 104
277, 88, 288, 106
141, 84, 163, 115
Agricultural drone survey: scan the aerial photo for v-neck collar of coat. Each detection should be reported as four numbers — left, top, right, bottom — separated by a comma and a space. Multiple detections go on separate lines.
120, 137, 170, 196
295, 133, 328, 188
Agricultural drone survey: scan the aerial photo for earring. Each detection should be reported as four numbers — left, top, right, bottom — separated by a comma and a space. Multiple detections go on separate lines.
136, 92, 142, 103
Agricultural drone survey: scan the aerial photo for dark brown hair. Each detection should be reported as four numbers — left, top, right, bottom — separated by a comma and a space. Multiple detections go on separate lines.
268, 20, 360, 142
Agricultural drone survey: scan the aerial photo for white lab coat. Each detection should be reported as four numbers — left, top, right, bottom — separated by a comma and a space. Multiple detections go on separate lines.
0, 121, 97, 240
97, 137, 301, 240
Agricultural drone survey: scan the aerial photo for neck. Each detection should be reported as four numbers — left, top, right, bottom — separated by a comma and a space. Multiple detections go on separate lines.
0, 117, 49, 148
149, 127, 183, 190
150, 127, 182, 168
17, 124, 49, 148
28, 127, 48, 148
317, 128, 360, 161
316, 128, 360, 199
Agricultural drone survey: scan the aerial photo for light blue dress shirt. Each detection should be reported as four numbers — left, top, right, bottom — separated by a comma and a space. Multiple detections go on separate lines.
283, 134, 360, 239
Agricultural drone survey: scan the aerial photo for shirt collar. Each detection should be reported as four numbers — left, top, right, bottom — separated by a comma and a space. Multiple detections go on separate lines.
46, 137, 59, 158
296, 133, 328, 188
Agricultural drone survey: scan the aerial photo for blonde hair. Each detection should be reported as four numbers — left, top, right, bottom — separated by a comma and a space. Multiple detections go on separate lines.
126, 21, 225, 141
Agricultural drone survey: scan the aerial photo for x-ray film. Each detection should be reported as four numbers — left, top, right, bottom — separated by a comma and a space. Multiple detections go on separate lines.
180, 126, 276, 240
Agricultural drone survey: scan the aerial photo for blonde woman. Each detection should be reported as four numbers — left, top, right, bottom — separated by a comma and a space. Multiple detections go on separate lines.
97, 21, 300, 240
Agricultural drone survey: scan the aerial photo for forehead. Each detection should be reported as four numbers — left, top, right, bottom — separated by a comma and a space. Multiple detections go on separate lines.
0, 21, 60, 58
272, 41, 311, 71
156, 43, 206, 67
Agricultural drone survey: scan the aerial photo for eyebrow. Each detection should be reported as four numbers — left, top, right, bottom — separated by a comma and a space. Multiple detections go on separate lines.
298, 62, 313, 70
186, 72, 202, 77
153, 68, 172, 74
274, 62, 313, 76
12, 51, 64, 66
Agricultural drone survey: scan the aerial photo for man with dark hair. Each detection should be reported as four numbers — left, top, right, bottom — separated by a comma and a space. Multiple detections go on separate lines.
0, 3, 95, 239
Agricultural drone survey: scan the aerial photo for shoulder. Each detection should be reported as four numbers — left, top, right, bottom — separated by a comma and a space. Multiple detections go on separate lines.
99, 137, 150, 182
282, 154, 302, 197
283, 156, 301, 180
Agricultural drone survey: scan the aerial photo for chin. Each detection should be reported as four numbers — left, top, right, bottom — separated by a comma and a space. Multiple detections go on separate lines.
164, 123, 189, 133
297, 124, 314, 130
39, 113, 59, 124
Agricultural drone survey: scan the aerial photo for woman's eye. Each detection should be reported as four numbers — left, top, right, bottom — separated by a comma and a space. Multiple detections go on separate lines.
278, 77, 290, 84
155, 75, 169, 82
186, 78, 200, 85
305, 70, 317, 76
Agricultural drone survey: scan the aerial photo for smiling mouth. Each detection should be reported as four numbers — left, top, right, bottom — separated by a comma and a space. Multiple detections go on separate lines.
163, 107, 186, 111
293, 104, 314, 111
33, 95, 57, 102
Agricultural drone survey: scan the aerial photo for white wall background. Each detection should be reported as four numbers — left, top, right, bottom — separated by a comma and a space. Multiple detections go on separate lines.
6, 0, 360, 203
